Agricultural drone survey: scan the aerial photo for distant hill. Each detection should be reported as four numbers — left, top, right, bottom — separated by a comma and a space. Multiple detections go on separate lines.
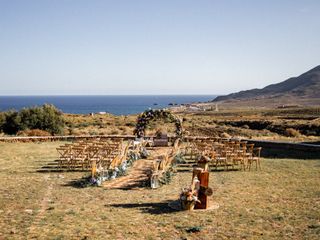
213, 65, 320, 106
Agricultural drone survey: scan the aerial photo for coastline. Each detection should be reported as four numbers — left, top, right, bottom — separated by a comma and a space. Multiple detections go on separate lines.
0, 95, 217, 115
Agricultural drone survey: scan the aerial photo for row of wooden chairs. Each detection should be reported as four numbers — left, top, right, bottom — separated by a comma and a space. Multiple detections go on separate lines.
182, 138, 262, 171
150, 139, 181, 188
152, 138, 181, 172
56, 138, 126, 171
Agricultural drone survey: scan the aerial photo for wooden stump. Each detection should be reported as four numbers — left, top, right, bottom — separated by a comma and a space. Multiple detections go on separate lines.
195, 171, 209, 209
182, 201, 196, 210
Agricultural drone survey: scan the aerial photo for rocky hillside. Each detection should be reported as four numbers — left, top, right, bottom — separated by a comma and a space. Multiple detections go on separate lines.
213, 65, 320, 106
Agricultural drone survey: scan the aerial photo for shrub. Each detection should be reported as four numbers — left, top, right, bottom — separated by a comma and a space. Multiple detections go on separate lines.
1, 104, 65, 135
221, 132, 231, 138
0, 112, 5, 132
125, 122, 136, 127
77, 122, 90, 128
37, 104, 64, 134
17, 129, 51, 136
68, 127, 75, 135
285, 128, 300, 137
305, 130, 317, 136
2, 110, 23, 135
118, 126, 126, 131
89, 131, 98, 135
110, 129, 120, 135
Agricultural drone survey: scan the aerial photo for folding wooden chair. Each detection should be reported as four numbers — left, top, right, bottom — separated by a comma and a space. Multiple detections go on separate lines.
56, 145, 72, 170
248, 147, 262, 171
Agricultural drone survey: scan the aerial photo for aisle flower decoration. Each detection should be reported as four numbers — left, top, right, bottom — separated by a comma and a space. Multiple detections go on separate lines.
179, 187, 201, 210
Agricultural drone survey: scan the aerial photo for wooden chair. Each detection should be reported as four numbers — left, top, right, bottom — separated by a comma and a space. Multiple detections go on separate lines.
215, 149, 227, 170
240, 141, 247, 150
224, 147, 235, 170
248, 147, 262, 171
56, 144, 73, 169
232, 146, 246, 170
72, 146, 88, 170
109, 141, 131, 169
245, 144, 255, 158
208, 150, 217, 169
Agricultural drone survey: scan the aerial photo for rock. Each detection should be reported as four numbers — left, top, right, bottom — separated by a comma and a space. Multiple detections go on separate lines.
25, 209, 33, 214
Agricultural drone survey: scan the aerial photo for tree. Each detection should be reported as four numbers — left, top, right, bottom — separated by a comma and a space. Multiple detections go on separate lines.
2, 110, 23, 135
0, 112, 5, 133
39, 104, 64, 134
1, 104, 65, 135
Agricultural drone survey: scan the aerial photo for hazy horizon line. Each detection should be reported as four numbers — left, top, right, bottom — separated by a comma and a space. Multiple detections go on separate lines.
0, 94, 219, 97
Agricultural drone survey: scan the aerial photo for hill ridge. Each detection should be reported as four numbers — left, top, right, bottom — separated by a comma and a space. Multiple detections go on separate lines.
213, 65, 320, 105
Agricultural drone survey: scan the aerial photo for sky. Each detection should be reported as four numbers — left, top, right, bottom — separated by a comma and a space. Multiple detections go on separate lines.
0, 0, 319, 95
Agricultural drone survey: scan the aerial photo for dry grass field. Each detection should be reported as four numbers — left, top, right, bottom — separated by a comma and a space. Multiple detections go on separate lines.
0, 142, 319, 239
57, 107, 320, 143
2, 107, 318, 144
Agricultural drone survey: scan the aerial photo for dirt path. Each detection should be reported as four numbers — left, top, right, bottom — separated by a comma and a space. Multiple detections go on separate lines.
103, 159, 155, 189
27, 174, 54, 239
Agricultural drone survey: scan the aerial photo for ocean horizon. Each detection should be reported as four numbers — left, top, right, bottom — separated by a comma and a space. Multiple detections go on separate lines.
0, 95, 217, 115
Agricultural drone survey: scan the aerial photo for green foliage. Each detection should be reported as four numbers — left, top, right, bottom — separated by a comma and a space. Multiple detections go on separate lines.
0, 112, 5, 132
39, 104, 65, 134
285, 128, 301, 137
174, 153, 186, 164
2, 110, 23, 134
158, 170, 175, 185
1, 104, 65, 135
125, 122, 136, 127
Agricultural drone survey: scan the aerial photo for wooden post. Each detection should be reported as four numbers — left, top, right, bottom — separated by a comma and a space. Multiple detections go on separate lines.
193, 155, 213, 210
91, 160, 97, 178
198, 155, 210, 171
195, 171, 209, 209
192, 168, 203, 183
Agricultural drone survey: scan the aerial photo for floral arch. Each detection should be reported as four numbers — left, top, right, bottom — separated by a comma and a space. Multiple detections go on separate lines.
134, 109, 183, 138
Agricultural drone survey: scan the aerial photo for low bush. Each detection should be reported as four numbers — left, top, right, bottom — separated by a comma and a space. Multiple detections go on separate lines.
221, 132, 231, 138
0, 112, 5, 132
285, 128, 301, 137
17, 129, 51, 136
1, 104, 64, 135
110, 129, 120, 135
76, 122, 90, 128
125, 122, 136, 127
2, 110, 22, 134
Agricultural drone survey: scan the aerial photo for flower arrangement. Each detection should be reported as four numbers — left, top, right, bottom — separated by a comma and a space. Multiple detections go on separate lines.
179, 187, 201, 210
134, 109, 183, 138
87, 149, 141, 187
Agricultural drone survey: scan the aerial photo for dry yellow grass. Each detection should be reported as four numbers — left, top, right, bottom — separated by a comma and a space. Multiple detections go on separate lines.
61, 106, 320, 142
0, 142, 319, 239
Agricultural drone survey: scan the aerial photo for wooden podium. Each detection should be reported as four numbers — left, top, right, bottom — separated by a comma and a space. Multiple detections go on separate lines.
192, 156, 213, 209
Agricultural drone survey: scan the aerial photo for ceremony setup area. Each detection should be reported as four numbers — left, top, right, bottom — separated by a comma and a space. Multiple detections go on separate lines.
2, 1, 320, 238
1, 141, 319, 239
0, 109, 319, 239
54, 109, 262, 196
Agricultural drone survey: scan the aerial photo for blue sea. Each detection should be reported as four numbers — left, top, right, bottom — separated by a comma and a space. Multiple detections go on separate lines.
0, 95, 217, 115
